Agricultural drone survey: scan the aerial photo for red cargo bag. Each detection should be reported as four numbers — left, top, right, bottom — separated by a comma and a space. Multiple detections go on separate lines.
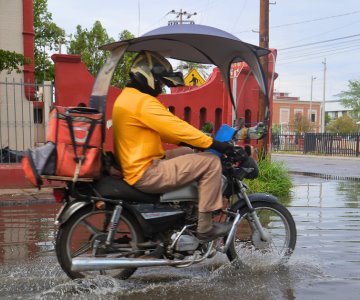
47, 106, 104, 180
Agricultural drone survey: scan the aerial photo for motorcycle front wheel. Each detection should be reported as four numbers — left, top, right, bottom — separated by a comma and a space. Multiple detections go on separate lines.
226, 201, 297, 266
56, 205, 144, 280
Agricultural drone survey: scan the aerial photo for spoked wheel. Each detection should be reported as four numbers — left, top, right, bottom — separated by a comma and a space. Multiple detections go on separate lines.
226, 201, 296, 266
56, 205, 144, 280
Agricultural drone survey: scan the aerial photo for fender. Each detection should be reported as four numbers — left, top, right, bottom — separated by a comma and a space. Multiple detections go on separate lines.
230, 193, 278, 212
56, 200, 91, 225
55, 200, 136, 227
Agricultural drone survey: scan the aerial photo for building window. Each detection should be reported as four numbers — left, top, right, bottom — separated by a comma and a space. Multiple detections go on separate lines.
245, 109, 251, 126
280, 108, 290, 124
168, 106, 175, 114
199, 107, 207, 129
294, 108, 303, 116
215, 108, 222, 133
33, 108, 43, 124
184, 107, 191, 123
308, 110, 316, 122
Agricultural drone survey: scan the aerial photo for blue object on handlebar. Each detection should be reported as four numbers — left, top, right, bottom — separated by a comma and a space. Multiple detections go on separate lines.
208, 124, 236, 156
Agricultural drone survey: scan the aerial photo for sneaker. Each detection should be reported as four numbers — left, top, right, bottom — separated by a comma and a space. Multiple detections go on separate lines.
197, 222, 232, 242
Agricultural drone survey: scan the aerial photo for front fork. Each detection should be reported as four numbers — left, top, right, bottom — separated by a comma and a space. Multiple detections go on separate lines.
222, 181, 270, 252
237, 182, 270, 242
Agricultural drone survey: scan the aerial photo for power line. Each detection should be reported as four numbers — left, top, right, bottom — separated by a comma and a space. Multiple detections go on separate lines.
277, 47, 360, 65
272, 10, 360, 29
233, 9, 360, 34
278, 33, 360, 51
278, 40, 360, 60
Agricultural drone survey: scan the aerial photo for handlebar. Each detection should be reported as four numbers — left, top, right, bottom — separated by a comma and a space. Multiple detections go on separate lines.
221, 146, 259, 180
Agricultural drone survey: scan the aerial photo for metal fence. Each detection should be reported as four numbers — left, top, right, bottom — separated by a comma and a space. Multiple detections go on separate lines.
0, 79, 53, 163
272, 133, 360, 157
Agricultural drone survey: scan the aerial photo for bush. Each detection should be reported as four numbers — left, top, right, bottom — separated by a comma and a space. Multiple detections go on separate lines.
244, 157, 292, 199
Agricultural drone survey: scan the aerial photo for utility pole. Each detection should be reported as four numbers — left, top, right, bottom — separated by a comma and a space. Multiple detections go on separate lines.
168, 9, 197, 25
309, 75, 316, 123
321, 58, 327, 132
258, 0, 269, 157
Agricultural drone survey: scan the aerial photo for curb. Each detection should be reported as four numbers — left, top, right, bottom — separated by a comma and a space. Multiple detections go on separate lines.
0, 188, 54, 206
288, 171, 360, 181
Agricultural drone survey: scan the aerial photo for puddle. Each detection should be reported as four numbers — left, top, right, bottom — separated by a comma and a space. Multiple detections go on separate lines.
0, 175, 359, 299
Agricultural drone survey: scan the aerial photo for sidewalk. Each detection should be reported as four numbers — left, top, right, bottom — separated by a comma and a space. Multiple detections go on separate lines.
272, 153, 360, 180
0, 187, 54, 205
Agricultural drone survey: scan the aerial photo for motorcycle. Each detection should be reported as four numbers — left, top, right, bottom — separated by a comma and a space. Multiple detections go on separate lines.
50, 24, 296, 279
53, 143, 296, 280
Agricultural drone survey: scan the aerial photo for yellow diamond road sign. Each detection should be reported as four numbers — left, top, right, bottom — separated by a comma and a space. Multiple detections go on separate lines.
184, 68, 205, 86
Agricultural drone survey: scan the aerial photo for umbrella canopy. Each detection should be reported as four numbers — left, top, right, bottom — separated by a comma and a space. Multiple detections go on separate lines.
100, 24, 269, 114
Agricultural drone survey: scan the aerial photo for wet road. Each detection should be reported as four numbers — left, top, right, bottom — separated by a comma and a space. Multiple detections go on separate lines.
0, 175, 359, 300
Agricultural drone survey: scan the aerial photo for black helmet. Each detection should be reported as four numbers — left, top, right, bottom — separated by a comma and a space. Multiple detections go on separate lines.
130, 51, 184, 95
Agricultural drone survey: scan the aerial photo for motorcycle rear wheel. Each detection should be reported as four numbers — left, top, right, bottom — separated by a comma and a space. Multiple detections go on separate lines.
56, 205, 144, 280
226, 201, 296, 266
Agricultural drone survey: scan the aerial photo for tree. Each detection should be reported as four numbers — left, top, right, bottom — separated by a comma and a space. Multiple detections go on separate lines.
68, 21, 114, 76
271, 123, 281, 135
339, 80, 360, 119
69, 24, 136, 88
34, 0, 65, 82
326, 114, 358, 134
112, 30, 136, 88
290, 112, 313, 134
0, 50, 31, 73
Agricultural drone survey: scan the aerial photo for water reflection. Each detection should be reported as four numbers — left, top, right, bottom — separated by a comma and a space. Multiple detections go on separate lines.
0, 203, 60, 264
337, 181, 360, 208
0, 177, 360, 299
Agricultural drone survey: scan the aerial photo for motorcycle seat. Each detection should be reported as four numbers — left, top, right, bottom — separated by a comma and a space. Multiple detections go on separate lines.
94, 176, 160, 203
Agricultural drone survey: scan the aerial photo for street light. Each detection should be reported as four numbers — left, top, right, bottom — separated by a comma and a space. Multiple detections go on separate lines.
309, 75, 316, 123
321, 58, 327, 133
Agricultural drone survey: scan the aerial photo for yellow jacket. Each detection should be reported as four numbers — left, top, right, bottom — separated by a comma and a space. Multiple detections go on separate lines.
112, 87, 213, 185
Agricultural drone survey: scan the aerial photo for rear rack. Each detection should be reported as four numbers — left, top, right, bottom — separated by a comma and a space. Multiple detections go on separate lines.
41, 175, 94, 182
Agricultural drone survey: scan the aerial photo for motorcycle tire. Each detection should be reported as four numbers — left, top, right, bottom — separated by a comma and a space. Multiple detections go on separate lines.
56, 204, 144, 280
226, 201, 297, 265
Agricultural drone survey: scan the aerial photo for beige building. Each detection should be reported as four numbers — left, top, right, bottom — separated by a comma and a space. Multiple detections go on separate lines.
0, 0, 50, 151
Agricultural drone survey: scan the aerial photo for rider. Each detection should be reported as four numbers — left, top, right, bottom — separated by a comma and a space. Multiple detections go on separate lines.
112, 51, 234, 242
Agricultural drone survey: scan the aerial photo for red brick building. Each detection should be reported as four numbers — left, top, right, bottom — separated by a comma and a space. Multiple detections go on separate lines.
272, 92, 321, 133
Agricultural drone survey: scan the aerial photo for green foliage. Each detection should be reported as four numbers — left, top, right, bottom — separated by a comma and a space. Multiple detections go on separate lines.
325, 112, 331, 125
112, 30, 137, 88
271, 123, 281, 135
244, 158, 293, 199
339, 80, 360, 118
34, 0, 65, 82
325, 114, 358, 134
68, 23, 135, 88
68, 21, 114, 75
0, 50, 31, 73
201, 122, 214, 134
291, 112, 313, 134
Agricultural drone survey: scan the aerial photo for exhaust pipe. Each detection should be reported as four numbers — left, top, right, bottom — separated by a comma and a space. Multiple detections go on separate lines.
71, 257, 191, 272
71, 242, 215, 272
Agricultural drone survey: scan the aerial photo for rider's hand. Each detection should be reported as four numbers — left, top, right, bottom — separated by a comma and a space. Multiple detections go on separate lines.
234, 146, 248, 163
209, 140, 234, 154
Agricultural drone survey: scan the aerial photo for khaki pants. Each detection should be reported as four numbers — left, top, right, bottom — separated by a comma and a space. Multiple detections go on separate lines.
134, 148, 223, 212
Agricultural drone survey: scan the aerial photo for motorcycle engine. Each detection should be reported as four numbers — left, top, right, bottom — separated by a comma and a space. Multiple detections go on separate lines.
171, 232, 199, 252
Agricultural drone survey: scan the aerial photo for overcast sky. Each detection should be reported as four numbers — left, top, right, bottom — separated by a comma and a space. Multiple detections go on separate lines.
47, 0, 360, 102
